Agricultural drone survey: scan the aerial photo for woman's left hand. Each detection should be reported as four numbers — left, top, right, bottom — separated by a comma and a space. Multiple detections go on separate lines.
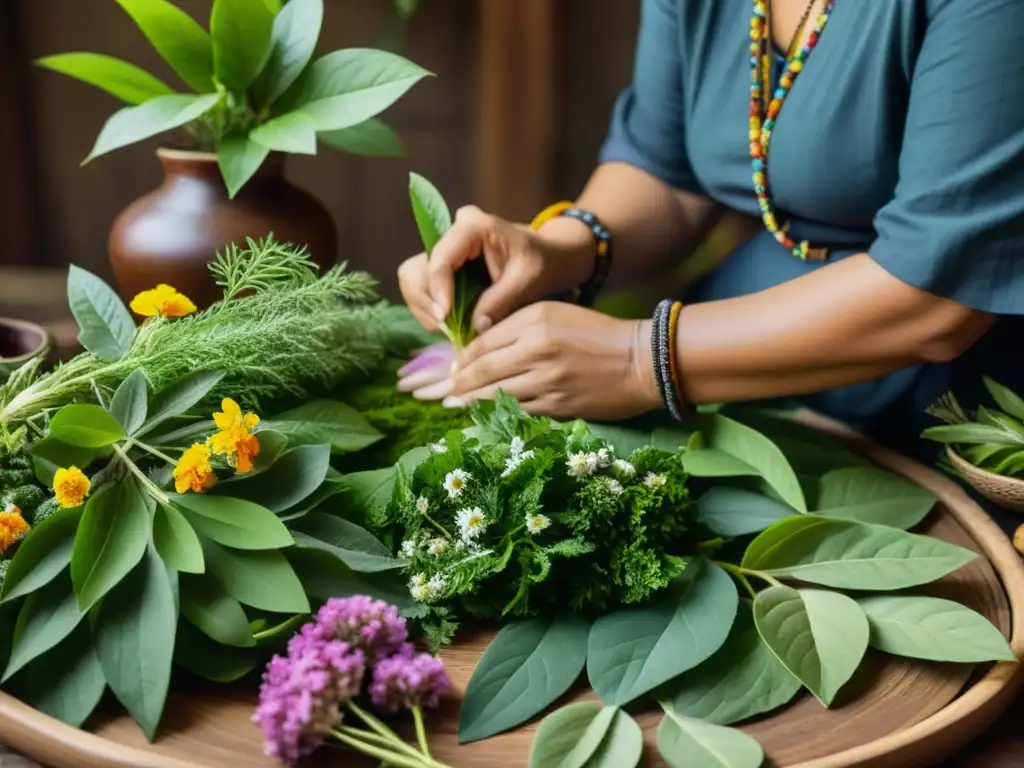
446, 302, 661, 420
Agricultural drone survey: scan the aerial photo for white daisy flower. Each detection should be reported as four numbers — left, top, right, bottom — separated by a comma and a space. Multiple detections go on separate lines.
400, 539, 418, 558
644, 472, 667, 489
596, 448, 612, 469
427, 574, 447, 595
525, 513, 551, 534
509, 436, 526, 458
606, 478, 624, 496
567, 452, 592, 478
584, 452, 602, 474
443, 468, 472, 498
415, 496, 430, 516
409, 572, 431, 601
613, 459, 636, 478
427, 538, 448, 556
430, 438, 448, 454
456, 507, 487, 541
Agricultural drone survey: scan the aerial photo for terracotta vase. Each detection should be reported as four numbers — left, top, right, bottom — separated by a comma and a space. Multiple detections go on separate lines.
0, 318, 49, 384
108, 149, 338, 309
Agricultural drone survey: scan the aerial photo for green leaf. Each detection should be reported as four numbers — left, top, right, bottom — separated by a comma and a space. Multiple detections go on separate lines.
8, 624, 106, 728
1, 507, 82, 603
36, 52, 174, 105
137, 370, 224, 437
287, 546, 417, 615
527, 703, 615, 768
857, 595, 1015, 662
250, 110, 317, 155
276, 471, 345, 522
660, 601, 800, 725
264, 400, 384, 454
752, 585, 868, 706
460, 616, 590, 743
252, 0, 323, 106
152, 502, 205, 573
696, 487, 793, 537
724, 410, 871, 475
585, 709, 644, 768
657, 711, 764, 768
71, 478, 150, 612
286, 49, 431, 132
115, 0, 215, 92
217, 132, 271, 198
742, 515, 978, 590
110, 368, 149, 435
67, 264, 135, 361
93, 545, 177, 740
229, 444, 331, 513
49, 404, 126, 448
697, 414, 806, 513
339, 466, 399, 518
290, 512, 404, 572
812, 467, 936, 530
179, 572, 255, 647
984, 377, 1024, 421
174, 619, 258, 682
3, 573, 84, 682
681, 449, 759, 479
319, 118, 404, 157
202, 537, 309, 614
409, 172, 452, 256
587, 560, 738, 706
28, 438, 99, 485
921, 423, 1024, 446
173, 494, 294, 550
210, 0, 275, 91
86, 93, 223, 162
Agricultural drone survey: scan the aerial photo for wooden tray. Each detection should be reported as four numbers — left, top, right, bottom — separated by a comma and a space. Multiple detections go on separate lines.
0, 413, 1022, 768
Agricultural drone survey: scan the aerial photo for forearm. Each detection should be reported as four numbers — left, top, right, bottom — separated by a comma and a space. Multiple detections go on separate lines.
635, 253, 995, 405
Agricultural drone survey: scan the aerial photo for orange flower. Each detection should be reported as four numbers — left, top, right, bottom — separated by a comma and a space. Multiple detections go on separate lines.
173, 443, 216, 494
130, 284, 197, 318
0, 504, 30, 555
53, 466, 90, 508
209, 398, 261, 473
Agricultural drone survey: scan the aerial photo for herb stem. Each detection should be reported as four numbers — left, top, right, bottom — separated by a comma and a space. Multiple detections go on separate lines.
421, 512, 452, 539
328, 729, 436, 768
698, 537, 726, 553
336, 725, 423, 761
713, 561, 759, 598
412, 706, 431, 759
126, 438, 178, 466
112, 443, 170, 504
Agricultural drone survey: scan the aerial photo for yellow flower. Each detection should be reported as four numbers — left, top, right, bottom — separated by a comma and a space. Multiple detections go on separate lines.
130, 284, 197, 318
173, 443, 216, 494
53, 466, 91, 509
209, 398, 261, 473
0, 504, 30, 555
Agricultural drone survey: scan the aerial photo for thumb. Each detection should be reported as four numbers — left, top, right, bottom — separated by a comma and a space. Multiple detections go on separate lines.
471, 262, 538, 331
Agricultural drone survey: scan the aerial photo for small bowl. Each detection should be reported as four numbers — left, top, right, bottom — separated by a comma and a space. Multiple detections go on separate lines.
947, 446, 1024, 513
0, 318, 50, 384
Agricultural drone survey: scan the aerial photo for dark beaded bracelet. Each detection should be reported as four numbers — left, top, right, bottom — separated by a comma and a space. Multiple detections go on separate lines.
652, 299, 687, 422
560, 208, 612, 308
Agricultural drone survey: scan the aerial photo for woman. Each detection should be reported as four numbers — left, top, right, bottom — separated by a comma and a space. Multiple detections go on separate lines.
397, 0, 1024, 452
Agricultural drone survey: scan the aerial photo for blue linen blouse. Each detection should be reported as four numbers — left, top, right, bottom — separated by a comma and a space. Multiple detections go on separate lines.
599, 0, 1024, 440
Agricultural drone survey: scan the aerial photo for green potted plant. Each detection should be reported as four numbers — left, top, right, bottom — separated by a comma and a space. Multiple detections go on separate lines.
39, 0, 431, 308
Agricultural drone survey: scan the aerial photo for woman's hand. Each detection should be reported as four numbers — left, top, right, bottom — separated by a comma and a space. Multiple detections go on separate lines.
445, 302, 662, 420
397, 206, 593, 334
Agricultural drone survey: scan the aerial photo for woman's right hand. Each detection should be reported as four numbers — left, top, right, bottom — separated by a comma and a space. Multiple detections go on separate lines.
397, 205, 593, 334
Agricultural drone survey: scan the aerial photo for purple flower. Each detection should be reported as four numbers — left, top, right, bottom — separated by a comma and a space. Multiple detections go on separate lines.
369, 643, 452, 713
304, 596, 408, 662
253, 639, 365, 765
399, 343, 456, 377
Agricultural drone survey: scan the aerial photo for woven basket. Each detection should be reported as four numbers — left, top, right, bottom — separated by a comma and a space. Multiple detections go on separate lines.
947, 447, 1024, 514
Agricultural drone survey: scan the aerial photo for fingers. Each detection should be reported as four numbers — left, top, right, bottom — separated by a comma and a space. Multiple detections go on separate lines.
397, 253, 439, 331
428, 206, 493, 318
444, 372, 542, 409
452, 334, 530, 398
471, 259, 542, 332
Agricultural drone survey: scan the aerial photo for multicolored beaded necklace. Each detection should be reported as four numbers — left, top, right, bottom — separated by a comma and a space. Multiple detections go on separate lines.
749, 0, 836, 261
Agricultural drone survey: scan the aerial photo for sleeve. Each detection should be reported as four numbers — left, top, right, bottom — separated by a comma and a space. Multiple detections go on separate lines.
598, 0, 705, 194
867, 0, 1024, 315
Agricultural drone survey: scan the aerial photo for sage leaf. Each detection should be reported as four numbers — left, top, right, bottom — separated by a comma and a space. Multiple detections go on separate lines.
660, 601, 800, 725
697, 414, 806, 512
71, 478, 150, 612
742, 515, 977, 590
179, 572, 255, 648
460, 616, 590, 743
657, 711, 764, 768
8, 624, 105, 728
174, 619, 259, 683
320, 118, 404, 157
340, 466, 398, 518
86, 93, 223, 162
115, 0, 215, 92
263, 400, 384, 454
681, 449, 759, 479
136, 370, 224, 437
67, 265, 134, 361
210, 0, 275, 92
36, 52, 174, 104
984, 377, 1024, 422
726, 410, 871, 475
813, 467, 936, 530
409, 172, 452, 255
3, 573, 83, 682
752, 585, 868, 706
588, 560, 738, 706
202, 537, 309, 614
110, 368, 149, 435
287, 547, 417, 616
697, 487, 793, 537
152, 503, 204, 573
174, 494, 293, 550
1, 506, 82, 603
527, 703, 615, 768
49, 404, 126, 448
857, 595, 1015, 662
250, 111, 317, 155
28, 438, 100, 486
921, 423, 1024, 446
277, 470, 345, 522
228, 444, 331, 513
252, 0, 323, 105
287, 49, 432, 131
586, 709, 643, 768
217, 132, 271, 199
290, 512, 405, 573
93, 545, 177, 740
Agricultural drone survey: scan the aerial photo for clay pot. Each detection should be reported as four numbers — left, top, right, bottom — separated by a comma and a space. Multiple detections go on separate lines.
0, 318, 49, 384
108, 149, 337, 309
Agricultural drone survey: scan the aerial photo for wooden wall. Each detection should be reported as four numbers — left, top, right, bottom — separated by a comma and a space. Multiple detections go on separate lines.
0, 0, 639, 300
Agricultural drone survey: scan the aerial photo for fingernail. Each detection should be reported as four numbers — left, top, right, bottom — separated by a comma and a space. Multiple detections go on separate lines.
442, 395, 466, 409
397, 368, 448, 392
413, 378, 453, 401
475, 315, 492, 333
432, 303, 446, 323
